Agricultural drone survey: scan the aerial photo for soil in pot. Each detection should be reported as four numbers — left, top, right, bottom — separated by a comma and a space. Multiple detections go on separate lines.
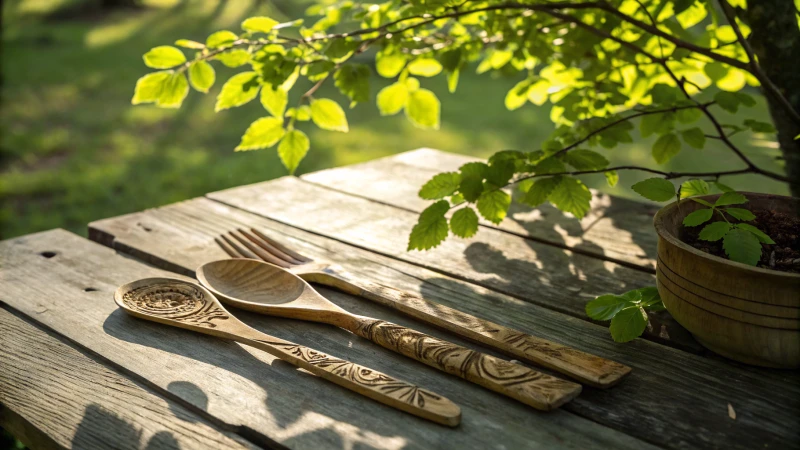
680, 209, 800, 273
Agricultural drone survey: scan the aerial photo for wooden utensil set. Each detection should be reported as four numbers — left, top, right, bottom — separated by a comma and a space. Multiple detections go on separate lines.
114, 228, 631, 427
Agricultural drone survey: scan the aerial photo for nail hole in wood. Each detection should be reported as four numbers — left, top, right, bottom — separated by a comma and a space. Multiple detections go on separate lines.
137, 222, 153, 232
84, 287, 98, 292
40, 251, 57, 258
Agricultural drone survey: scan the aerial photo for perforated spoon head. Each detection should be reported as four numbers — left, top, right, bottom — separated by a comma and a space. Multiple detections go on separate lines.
196, 259, 348, 321
114, 277, 236, 334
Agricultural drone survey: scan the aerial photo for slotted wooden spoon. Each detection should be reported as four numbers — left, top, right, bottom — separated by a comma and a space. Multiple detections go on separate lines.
197, 259, 583, 411
115, 277, 461, 426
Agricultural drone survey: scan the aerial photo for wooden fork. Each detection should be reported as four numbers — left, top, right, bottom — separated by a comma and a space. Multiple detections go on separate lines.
216, 228, 631, 389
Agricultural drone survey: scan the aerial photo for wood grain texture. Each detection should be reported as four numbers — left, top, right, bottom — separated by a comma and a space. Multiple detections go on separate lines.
655, 194, 800, 368
197, 258, 582, 410
207, 175, 696, 350
301, 148, 660, 272
2, 229, 652, 450
0, 307, 258, 450
89, 197, 800, 449
116, 277, 462, 426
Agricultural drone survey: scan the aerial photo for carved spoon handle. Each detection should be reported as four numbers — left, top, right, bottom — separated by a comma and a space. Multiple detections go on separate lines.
343, 317, 582, 411
316, 272, 630, 388
235, 327, 461, 427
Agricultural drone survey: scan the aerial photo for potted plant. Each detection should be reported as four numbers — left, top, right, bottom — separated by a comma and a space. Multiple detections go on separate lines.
130, 1, 799, 365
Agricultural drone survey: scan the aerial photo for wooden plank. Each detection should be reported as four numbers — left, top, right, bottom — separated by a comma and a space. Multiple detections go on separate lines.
1, 229, 651, 450
206, 176, 693, 350
89, 198, 800, 449
0, 307, 258, 450
302, 148, 659, 272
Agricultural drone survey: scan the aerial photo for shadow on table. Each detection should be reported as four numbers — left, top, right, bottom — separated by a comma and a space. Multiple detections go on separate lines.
101, 308, 414, 450
73, 404, 180, 450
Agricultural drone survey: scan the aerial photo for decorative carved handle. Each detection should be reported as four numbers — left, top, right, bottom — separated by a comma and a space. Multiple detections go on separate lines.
237, 328, 461, 427
314, 272, 630, 388
345, 317, 581, 411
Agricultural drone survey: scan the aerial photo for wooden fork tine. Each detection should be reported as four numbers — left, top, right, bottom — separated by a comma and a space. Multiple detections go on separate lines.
220, 233, 259, 260
238, 228, 303, 266
228, 231, 293, 268
215, 237, 242, 258
250, 228, 314, 263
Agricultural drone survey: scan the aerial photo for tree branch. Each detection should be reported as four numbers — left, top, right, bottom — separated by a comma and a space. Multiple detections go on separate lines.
717, 0, 800, 124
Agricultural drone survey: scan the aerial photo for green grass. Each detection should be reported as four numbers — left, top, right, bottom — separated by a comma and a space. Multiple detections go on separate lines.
0, 0, 790, 240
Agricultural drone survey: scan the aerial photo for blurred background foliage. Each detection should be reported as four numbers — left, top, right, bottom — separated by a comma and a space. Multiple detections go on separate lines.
0, 0, 790, 241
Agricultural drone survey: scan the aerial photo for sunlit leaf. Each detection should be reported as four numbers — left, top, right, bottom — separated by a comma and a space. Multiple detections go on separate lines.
132, 71, 171, 104
143, 46, 186, 69
260, 85, 288, 118
189, 61, 215, 93
405, 89, 440, 129
215, 72, 260, 111
408, 200, 450, 251
450, 207, 479, 238
206, 30, 238, 48
236, 117, 285, 151
419, 172, 462, 200
549, 177, 591, 219
310, 98, 349, 132
632, 178, 675, 202
278, 129, 310, 174
242, 16, 279, 33
679, 179, 709, 198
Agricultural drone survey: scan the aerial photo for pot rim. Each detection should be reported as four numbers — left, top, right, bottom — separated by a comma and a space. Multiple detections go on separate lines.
653, 192, 800, 280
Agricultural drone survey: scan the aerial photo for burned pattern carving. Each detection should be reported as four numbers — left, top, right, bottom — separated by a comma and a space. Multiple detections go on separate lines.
353, 319, 579, 407
253, 339, 446, 408
121, 283, 229, 328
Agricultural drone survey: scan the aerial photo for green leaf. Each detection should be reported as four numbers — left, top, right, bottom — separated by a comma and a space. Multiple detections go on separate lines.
683, 208, 713, 227
735, 223, 775, 244
156, 72, 189, 108
723, 228, 763, 266
522, 176, 562, 207
743, 119, 776, 133
563, 149, 609, 171
681, 127, 706, 149
736, 92, 756, 107
260, 85, 287, 117
235, 117, 285, 151
277, 129, 310, 174
419, 172, 462, 200
405, 89, 440, 130
676, 107, 703, 123
640, 112, 674, 138
485, 160, 514, 186
450, 207, 479, 238
632, 178, 675, 202
505, 79, 532, 110
408, 200, 450, 251
586, 295, 630, 321
206, 30, 238, 48
310, 98, 349, 132
609, 307, 648, 343
375, 51, 406, 78
143, 46, 186, 69
699, 221, 731, 241
188, 61, 215, 93
334, 64, 370, 105
679, 179, 709, 199
242, 16, 279, 33
691, 198, 714, 207
532, 157, 566, 175
714, 91, 740, 113
637, 286, 661, 305
376, 82, 408, 116
602, 170, 618, 187
215, 72, 260, 111
652, 133, 682, 164
549, 177, 591, 219
132, 71, 171, 104
215, 49, 250, 67
407, 58, 442, 77
175, 39, 205, 49
724, 208, 755, 221
713, 182, 735, 193
715, 192, 748, 206
476, 189, 511, 224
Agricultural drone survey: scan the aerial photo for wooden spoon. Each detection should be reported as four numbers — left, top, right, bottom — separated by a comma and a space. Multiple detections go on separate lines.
197, 259, 583, 411
114, 277, 461, 426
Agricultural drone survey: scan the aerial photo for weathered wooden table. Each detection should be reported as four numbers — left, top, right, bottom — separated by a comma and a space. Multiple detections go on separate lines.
2, 149, 798, 450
